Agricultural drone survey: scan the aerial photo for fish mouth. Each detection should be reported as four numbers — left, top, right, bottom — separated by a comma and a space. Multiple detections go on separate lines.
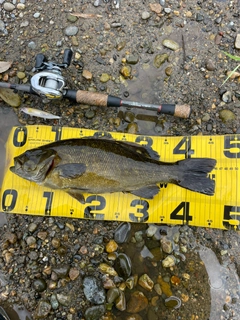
9, 165, 16, 173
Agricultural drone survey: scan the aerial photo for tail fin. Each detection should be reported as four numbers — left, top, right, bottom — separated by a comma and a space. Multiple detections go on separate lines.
175, 158, 216, 196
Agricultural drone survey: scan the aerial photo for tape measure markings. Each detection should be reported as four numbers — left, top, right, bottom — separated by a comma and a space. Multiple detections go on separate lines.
1, 125, 240, 230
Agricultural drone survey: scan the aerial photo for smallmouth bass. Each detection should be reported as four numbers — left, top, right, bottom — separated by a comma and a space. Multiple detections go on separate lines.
10, 138, 216, 203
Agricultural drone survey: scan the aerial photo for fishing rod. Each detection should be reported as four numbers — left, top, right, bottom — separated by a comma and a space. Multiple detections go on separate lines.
0, 49, 191, 119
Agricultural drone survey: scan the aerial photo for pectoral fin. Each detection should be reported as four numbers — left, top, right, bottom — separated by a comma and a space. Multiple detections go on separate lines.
130, 185, 160, 199
56, 163, 86, 178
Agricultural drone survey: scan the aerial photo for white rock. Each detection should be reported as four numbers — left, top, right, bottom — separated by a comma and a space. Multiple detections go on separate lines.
3, 2, 15, 11
235, 34, 240, 49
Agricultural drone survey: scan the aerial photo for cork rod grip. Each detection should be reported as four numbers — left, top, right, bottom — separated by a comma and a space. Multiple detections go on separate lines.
75, 90, 108, 107
174, 104, 191, 118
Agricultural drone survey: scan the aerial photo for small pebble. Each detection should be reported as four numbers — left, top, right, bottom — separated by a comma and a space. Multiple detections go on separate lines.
28, 41, 37, 49
3, 2, 15, 11
33, 12, 40, 18
65, 26, 79, 36
142, 11, 150, 20
235, 34, 240, 49
162, 39, 179, 51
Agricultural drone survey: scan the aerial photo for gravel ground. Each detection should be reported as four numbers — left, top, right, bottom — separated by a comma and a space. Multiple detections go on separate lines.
0, 0, 240, 319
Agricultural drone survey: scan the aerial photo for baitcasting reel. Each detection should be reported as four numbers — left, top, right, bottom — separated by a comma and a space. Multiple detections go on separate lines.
30, 49, 73, 100
0, 48, 191, 118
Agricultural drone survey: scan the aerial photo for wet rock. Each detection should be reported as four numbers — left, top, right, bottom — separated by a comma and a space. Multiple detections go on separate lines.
84, 305, 105, 320
126, 276, 135, 290
126, 291, 148, 313
52, 264, 70, 278
120, 65, 132, 78
141, 246, 154, 259
146, 224, 158, 237
56, 293, 71, 306
85, 109, 96, 119
100, 73, 110, 82
222, 91, 232, 103
28, 251, 38, 260
219, 110, 236, 122
134, 231, 143, 242
99, 263, 118, 276
196, 13, 204, 21
65, 26, 78, 36
157, 276, 172, 296
103, 275, 115, 289
165, 296, 182, 309
154, 283, 162, 295
114, 222, 131, 244
171, 275, 181, 286
124, 111, 135, 123
149, 247, 163, 261
67, 14, 78, 23
235, 34, 240, 49
142, 11, 150, 20
28, 223, 37, 233
114, 253, 132, 279
153, 54, 168, 68
205, 59, 216, 71
0, 88, 21, 107
127, 122, 138, 134
162, 255, 176, 268
26, 236, 37, 248
51, 238, 61, 248
35, 300, 51, 319
69, 267, 80, 281
3, 2, 15, 11
162, 39, 180, 51
202, 113, 210, 122
115, 290, 126, 311
126, 54, 139, 65
107, 287, 120, 303
50, 294, 59, 310
83, 276, 106, 304
106, 239, 118, 253
165, 66, 173, 76
138, 274, 154, 291
5, 232, 17, 244
33, 279, 47, 292
161, 238, 173, 254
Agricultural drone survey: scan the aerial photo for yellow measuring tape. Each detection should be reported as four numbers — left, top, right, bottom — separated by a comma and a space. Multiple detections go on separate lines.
1, 125, 239, 230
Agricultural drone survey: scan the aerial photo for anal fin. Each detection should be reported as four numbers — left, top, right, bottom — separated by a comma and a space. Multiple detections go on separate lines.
130, 185, 160, 199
